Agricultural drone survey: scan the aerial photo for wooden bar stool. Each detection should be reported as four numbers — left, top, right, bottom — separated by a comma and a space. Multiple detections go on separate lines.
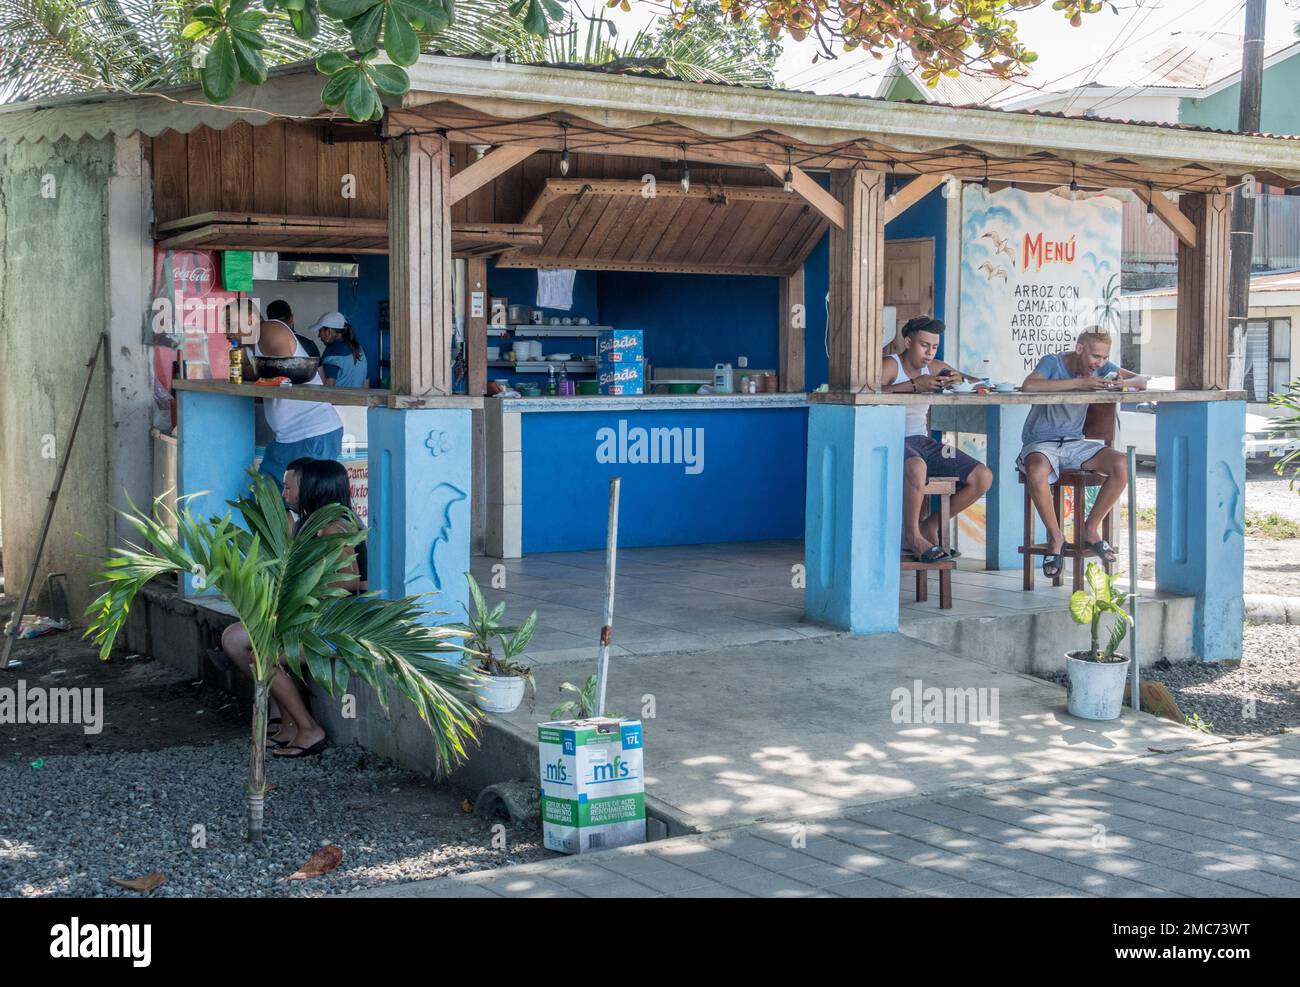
1019, 470, 1114, 592
901, 477, 957, 609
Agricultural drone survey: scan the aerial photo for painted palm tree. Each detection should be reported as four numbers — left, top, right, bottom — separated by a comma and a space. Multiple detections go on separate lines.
85, 473, 482, 843
0, 0, 776, 103
1094, 272, 1121, 334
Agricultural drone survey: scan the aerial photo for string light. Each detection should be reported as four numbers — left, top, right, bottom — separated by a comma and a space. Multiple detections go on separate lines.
980, 156, 989, 190
1070, 161, 1079, 200
680, 143, 690, 193
559, 121, 570, 176
1146, 183, 1155, 225
782, 146, 794, 194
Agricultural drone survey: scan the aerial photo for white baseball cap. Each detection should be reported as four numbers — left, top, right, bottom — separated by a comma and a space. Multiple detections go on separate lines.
309, 311, 347, 332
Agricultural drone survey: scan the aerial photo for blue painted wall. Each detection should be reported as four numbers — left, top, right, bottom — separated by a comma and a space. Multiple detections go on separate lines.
521, 408, 808, 553
336, 254, 388, 387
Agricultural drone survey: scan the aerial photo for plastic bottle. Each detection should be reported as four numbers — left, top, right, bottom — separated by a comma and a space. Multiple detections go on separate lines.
546, 364, 558, 396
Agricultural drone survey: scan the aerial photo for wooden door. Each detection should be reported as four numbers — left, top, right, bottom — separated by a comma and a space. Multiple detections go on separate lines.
882, 237, 935, 355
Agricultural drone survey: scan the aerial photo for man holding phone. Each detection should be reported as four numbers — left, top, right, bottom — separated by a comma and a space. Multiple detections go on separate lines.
881, 316, 993, 563
1018, 328, 1147, 578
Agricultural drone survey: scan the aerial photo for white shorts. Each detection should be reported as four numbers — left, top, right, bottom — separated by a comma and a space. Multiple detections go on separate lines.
1017, 438, 1107, 485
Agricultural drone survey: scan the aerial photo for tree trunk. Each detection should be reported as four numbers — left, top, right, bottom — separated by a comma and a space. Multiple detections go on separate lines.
247, 677, 270, 842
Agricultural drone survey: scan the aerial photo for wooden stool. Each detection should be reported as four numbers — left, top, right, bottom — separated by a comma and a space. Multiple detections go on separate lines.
1020, 469, 1114, 592
901, 477, 957, 609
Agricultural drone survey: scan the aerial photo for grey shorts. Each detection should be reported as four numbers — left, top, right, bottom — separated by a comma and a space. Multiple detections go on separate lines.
1017, 438, 1107, 484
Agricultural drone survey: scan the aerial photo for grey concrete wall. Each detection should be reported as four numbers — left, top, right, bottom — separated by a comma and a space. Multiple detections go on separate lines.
0, 137, 114, 622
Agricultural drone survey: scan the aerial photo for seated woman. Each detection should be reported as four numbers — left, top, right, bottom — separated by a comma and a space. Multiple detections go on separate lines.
221, 458, 368, 758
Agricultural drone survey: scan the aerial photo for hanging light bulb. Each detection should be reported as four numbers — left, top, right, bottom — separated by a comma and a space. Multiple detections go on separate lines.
680, 143, 690, 193
783, 146, 794, 194
1069, 162, 1079, 200
1146, 184, 1156, 225
980, 156, 989, 190
559, 121, 569, 176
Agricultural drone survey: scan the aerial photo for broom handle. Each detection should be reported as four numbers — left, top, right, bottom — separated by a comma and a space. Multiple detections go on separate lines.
595, 477, 621, 718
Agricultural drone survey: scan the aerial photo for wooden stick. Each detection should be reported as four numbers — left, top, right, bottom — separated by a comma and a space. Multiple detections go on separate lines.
595, 477, 621, 718
2, 334, 106, 670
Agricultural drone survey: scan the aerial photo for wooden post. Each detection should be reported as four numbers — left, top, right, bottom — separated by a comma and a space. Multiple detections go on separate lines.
1175, 191, 1231, 391
827, 168, 886, 391
778, 267, 805, 393
466, 256, 488, 398
388, 133, 453, 396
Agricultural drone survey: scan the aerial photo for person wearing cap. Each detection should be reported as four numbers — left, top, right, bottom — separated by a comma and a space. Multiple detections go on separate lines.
880, 315, 993, 563
312, 311, 369, 389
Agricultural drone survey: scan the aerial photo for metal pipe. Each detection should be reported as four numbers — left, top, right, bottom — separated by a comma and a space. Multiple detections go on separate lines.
595, 476, 621, 718
1127, 444, 1140, 712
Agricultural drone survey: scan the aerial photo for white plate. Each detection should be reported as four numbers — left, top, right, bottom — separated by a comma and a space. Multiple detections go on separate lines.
545, 354, 572, 361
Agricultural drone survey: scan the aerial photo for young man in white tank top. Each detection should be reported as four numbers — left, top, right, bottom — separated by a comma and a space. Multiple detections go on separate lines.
226, 302, 344, 488
879, 316, 993, 563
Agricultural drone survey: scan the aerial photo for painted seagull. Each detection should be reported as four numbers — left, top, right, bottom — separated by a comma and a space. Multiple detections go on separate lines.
978, 262, 1009, 283
981, 231, 1017, 264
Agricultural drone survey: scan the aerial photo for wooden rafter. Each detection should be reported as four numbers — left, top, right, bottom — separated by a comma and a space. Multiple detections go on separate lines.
1134, 186, 1197, 248
884, 174, 946, 224
448, 145, 536, 204
763, 163, 845, 228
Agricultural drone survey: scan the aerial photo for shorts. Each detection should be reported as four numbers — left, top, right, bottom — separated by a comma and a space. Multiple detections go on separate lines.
258, 427, 344, 489
904, 435, 982, 487
1017, 438, 1107, 485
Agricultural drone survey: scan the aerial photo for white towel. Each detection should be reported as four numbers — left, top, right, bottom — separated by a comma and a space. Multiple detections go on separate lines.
536, 268, 576, 310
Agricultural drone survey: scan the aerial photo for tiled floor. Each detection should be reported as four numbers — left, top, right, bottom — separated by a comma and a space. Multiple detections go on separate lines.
470, 541, 1169, 662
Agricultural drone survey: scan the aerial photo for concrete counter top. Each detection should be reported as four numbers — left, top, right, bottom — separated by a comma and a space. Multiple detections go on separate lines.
809, 387, 1246, 406
174, 379, 482, 409
494, 393, 808, 413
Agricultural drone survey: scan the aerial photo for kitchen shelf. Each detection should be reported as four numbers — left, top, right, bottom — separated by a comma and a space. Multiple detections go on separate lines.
507, 325, 610, 338
489, 360, 598, 374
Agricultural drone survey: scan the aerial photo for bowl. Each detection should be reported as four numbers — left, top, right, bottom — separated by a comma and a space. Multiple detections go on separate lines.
994, 382, 1017, 393
577, 380, 598, 395
255, 356, 320, 384
668, 382, 702, 394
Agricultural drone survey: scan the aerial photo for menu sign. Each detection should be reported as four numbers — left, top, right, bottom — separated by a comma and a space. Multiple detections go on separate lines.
957, 186, 1122, 382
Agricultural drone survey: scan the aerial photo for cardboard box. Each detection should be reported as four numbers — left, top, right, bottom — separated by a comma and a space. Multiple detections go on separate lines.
538, 718, 646, 854
597, 360, 645, 396
597, 329, 643, 363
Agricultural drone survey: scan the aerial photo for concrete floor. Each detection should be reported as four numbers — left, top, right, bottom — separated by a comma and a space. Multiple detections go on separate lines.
492, 630, 1220, 833
470, 541, 1181, 664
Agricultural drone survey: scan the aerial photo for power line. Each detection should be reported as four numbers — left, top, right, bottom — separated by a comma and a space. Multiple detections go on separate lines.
1062, 0, 1163, 114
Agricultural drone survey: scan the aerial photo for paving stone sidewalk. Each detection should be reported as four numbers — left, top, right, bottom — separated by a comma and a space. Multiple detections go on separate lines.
357, 735, 1300, 898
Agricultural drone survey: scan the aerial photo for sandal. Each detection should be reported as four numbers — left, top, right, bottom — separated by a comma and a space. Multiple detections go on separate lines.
912, 545, 952, 564
1085, 539, 1117, 565
273, 737, 328, 759
1043, 554, 1063, 579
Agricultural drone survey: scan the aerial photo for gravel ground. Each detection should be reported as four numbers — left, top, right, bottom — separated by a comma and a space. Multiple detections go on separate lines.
0, 594, 551, 899
0, 739, 547, 898
1040, 624, 1300, 739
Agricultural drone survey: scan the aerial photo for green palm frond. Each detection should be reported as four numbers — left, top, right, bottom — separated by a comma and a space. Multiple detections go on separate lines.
85, 472, 481, 778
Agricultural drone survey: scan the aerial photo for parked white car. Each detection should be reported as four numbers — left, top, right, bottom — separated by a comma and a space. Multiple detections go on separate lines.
1116, 377, 1300, 468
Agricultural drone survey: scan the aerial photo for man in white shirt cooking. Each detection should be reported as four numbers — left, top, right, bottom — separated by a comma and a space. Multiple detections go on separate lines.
880, 316, 993, 563
225, 301, 343, 488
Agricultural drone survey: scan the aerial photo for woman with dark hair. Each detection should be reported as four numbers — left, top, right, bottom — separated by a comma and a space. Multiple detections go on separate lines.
311, 311, 369, 388
220, 458, 368, 758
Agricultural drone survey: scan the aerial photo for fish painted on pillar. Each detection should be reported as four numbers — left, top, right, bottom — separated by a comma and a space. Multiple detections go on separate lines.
404, 482, 467, 593
1211, 461, 1245, 543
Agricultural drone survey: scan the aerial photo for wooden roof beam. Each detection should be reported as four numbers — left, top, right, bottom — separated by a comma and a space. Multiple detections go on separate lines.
449, 144, 536, 205
884, 174, 946, 224
763, 163, 845, 229
1134, 186, 1196, 248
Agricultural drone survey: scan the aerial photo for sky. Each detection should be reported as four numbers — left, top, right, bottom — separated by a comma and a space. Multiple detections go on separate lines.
595, 0, 1300, 97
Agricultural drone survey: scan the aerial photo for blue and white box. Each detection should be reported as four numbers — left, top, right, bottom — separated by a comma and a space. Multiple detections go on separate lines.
597, 329, 643, 364
598, 361, 644, 396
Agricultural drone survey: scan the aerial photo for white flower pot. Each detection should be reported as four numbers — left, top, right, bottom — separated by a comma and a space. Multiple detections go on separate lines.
475, 675, 527, 714
1065, 652, 1130, 721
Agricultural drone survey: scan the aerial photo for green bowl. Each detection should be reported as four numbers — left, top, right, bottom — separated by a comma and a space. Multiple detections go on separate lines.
668, 382, 702, 394
577, 380, 598, 395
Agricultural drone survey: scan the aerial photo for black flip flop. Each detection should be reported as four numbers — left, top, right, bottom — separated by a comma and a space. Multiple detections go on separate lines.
1043, 554, 1063, 578
913, 545, 952, 564
273, 737, 328, 759
1085, 539, 1117, 565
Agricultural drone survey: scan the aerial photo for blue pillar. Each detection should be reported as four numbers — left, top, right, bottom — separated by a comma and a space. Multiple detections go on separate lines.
984, 404, 1042, 569
177, 390, 255, 597
804, 403, 905, 634
1155, 400, 1245, 661
366, 406, 472, 625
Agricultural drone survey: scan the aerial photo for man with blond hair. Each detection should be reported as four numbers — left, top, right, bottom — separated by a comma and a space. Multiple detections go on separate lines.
1018, 328, 1147, 579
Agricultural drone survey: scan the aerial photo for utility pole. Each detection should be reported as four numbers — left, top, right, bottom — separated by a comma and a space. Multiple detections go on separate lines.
1228, 0, 1266, 391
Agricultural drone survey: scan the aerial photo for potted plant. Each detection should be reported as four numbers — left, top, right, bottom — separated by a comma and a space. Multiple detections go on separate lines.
85, 475, 481, 843
1065, 562, 1134, 720
454, 573, 538, 714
